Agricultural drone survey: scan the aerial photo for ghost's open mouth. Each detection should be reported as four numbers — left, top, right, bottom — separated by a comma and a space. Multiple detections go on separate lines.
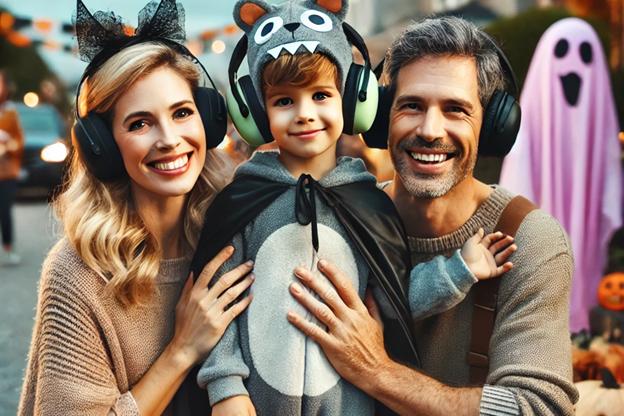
267, 41, 319, 58
560, 72, 582, 107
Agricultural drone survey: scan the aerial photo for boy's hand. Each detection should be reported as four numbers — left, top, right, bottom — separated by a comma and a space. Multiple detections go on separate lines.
212, 395, 256, 416
460, 228, 516, 280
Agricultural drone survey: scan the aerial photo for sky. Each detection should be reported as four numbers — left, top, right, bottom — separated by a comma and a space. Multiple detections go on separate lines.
0, 0, 244, 85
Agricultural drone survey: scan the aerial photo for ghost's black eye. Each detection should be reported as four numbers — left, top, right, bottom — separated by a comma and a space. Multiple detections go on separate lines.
580, 41, 593, 64
554, 39, 569, 58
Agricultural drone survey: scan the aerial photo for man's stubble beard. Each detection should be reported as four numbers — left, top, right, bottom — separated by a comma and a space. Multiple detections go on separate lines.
390, 137, 477, 199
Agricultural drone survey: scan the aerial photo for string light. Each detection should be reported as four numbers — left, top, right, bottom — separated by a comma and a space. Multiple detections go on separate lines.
23, 92, 39, 108
211, 40, 226, 54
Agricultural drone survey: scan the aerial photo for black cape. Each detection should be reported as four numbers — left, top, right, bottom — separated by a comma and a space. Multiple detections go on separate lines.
185, 173, 420, 415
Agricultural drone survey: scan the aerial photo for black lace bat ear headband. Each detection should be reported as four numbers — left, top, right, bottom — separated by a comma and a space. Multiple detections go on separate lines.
74, 0, 219, 93
74, 0, 189, 77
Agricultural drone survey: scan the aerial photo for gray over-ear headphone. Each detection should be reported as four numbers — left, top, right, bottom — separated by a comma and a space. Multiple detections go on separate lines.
227, 22, 379, 147
362, 33, 521, 157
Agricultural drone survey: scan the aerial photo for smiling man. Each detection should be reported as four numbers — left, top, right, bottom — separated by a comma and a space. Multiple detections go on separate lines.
288, 17, 578, 416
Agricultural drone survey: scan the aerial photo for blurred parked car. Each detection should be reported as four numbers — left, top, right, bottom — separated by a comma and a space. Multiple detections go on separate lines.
15, 103, 69, 197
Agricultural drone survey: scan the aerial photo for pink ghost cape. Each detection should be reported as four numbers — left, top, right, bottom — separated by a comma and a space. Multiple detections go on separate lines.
499, 18, 622, 331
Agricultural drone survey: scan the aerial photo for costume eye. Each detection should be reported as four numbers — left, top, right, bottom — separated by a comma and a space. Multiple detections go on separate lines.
254, 16, 283, 45
554, 39, 569, 58
580, 41, 593, 64
300, 10, 332, 32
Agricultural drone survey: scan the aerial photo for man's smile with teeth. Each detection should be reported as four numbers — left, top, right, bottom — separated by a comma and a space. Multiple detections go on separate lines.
149, 153, 190, 171
409, 152, 450, 164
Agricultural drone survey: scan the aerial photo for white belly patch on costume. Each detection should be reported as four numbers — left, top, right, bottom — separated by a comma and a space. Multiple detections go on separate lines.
248, 222, 359, 397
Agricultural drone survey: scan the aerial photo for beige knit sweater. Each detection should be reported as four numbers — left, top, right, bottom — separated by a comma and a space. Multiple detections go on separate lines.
18, 239, 194, 416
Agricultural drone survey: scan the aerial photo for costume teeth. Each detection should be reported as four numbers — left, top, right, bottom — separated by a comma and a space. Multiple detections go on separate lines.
267, 41, 320, 59
302, 41, 319, 53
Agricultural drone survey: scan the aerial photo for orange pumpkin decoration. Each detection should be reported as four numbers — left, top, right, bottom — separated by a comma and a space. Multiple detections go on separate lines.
598, 273, 624, 311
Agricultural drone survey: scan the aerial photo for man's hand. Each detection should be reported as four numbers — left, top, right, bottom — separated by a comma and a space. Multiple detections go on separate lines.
286, 259, 391, 390
211, 395, 256, 416
461, 228, 516, 280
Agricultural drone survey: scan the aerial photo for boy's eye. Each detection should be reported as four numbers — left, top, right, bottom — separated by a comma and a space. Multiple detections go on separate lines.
174, 107, 194, 119
313, 92, 328, 100
275, 97, 293, 106
128, 120, 147, 132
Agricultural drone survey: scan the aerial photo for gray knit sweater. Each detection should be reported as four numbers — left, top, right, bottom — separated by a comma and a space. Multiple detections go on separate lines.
18, 239, 193, 415
409, 186, 578, 416
197, 151, 475, 415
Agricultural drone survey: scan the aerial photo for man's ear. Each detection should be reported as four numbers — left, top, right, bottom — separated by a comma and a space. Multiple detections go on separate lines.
233, 0, 273, 33
305, 0, 348, 20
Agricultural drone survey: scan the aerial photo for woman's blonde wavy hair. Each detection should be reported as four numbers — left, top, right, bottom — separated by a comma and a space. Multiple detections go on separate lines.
56, 41, 232, 307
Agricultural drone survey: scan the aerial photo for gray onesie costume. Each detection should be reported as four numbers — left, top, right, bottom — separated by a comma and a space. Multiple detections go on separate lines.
197, 152, 475, 415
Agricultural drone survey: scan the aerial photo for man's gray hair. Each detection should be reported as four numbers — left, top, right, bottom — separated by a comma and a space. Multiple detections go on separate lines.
384, 16, 506, 107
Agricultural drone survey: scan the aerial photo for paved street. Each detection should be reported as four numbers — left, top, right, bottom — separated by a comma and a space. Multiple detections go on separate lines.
0, 201, 60, 415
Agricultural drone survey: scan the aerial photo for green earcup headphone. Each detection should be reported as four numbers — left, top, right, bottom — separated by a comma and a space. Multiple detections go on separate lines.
227, 22, 379, 147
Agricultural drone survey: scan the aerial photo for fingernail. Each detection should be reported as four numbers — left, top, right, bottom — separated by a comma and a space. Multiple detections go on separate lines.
287, 311, 296, 321
318, 259, 327, 269
227, 246, 235, 254
249, 273, 255, 281
245, 260, 254, 266
291, 282, 302, 294
294, 267, 305, 278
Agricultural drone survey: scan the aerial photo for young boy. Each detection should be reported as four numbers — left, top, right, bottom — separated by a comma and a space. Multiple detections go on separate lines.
194, 1, 516, 415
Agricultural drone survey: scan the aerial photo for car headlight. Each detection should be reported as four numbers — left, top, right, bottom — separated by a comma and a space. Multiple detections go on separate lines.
40, 141, 68, 163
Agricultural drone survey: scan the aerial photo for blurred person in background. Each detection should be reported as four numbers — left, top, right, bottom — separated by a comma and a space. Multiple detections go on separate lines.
0, 69, 24, 266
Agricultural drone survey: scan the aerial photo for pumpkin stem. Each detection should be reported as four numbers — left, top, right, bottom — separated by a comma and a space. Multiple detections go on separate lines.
601, 368, 620, 389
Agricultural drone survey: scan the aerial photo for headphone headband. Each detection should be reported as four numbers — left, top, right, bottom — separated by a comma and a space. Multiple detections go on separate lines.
76, 38, 219, 116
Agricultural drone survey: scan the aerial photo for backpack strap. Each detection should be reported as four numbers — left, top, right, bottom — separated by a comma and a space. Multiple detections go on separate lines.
467, 195, 537, 385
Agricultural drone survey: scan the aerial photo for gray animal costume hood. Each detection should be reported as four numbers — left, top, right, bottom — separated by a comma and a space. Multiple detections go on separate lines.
233, 0, 352, 106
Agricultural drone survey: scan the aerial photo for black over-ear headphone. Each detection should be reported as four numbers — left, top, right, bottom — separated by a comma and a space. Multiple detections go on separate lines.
73, 38, 227, 182
362, 33, 521, 157
227, 22, 379, 147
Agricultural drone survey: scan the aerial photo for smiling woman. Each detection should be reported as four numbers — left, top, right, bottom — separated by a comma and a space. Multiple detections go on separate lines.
18, 1, 255, 415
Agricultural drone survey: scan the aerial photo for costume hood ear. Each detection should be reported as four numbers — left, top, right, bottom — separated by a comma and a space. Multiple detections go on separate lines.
304, 0, 348, 20
233, 0, 274, 33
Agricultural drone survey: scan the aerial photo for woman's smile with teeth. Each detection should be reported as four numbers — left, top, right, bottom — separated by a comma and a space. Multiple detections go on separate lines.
151, 153, 189, 171
410, 152, 448, 163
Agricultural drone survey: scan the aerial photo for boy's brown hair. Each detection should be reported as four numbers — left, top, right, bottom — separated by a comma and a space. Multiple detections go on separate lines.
261, 53, 341, 94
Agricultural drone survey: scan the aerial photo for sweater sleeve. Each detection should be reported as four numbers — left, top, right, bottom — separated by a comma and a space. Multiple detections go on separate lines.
484, 211, 578, 416
196, 233, 250, 406
409, 249, 477, 320
18, 264, 139, 416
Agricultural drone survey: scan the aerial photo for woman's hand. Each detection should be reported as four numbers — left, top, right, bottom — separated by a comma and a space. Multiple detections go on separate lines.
169, 246, 254, 368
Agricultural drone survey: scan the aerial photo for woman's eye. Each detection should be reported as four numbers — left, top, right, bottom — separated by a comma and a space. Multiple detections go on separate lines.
174, 107, 193, 119
128, 120, 147, 131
